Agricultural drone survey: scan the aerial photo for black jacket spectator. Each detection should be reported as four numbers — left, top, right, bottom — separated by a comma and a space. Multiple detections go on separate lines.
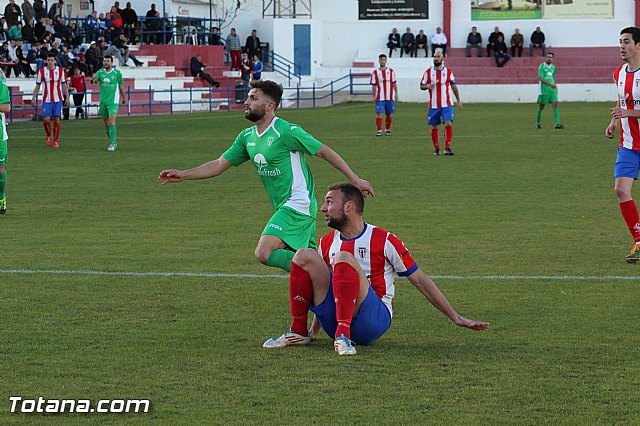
4, 1, 22, 27
190, 55, 219, 87
22, 21, 35, 43
33, 0, 45, 20
400, 29, 415, 57
245, 31, 261, 59
487, 29, 505, 57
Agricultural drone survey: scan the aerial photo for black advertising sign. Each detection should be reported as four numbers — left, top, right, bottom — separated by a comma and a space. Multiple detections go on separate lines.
359, 0, 429, 20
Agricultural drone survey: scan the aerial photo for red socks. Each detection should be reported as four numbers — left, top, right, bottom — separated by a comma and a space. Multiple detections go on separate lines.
445, 126, 453, 149
53, 122, 60, 143
43, 121, 51, 137
620, 200, 640, 243
332, 262, 360, 340
431, 128, 440, 150
289, 261, 313, 336
385, 115, 392, 131
376, 117, 382, 132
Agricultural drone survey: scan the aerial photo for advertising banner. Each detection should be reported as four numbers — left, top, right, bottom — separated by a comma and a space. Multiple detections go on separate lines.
358, 0, 429, 20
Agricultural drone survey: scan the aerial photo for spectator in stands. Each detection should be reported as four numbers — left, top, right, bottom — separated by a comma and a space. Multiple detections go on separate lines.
53, 15, 65, 40
121, 2, 137, 44
252, 53, 263, 80
8, 22, 23, 41
530, 26, 546, 57
162, 12, 173, 44
22, 18, 35, 45
415, 29, 427, 57
109, 6, 123, 40
487, 26, 504, 57
7, 38, 21, 77
510, 28, 524, 57
85, 11, 98, 42
69, 66, 85, 118
431, 26, 447, 57
85, 40, 98, 74
240, 51, 252, 85
4, 0, 22, 28
466, 26, 482, 57
225, 27, 241, 70
189, 55, 220, 87
113, 33, 143, 66
34, 17, 45, 40
22, 0, 35, 25
47, 0, 63, 20
27, 41, 43, 72
0, 42, 10, 76
400, 26, 414, 58
66, 21, 80, 46
95, 38, 106, 67
99, 13, 111, 42
245, 29, 261, 60
145, 3, 156, 20
493, 34, 510, 68
387, 27, 400, 57
43, 17, 54, 37
33, 0, 45, 21
104, 40, 127, 67
15, 39, 33, 77
145, 10, 161, 44
209, 26, 222, 45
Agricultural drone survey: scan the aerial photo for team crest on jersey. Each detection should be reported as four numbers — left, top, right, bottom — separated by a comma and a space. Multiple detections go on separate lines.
357, 247, 367, 259
253, 153, 268, 171
267, 136, 274, 146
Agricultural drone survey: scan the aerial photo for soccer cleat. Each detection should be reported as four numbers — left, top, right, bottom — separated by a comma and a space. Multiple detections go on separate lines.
263, 329, 310, 348
107, 143, 117, 152
376, 131, 383, 137
444, 148, 455, 156
626, 244, 640, 264
434, 149, 440, 156
46, 136, 52, 146
535, 123, 542, 129
385, 130, 391, 136
555, 124, 565, 129
53, 141, 60, 148
0, 198, 5, 215
334, 334, 356, 356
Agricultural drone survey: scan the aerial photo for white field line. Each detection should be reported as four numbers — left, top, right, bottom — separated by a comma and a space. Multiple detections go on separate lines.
1, 269, 639, 281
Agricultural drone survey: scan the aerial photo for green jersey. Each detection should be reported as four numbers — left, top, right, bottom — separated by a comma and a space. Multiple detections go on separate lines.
0, 80, 9, 141
538, 63, 556, 95
223, 117, 323, 217
94, 68, 124, 105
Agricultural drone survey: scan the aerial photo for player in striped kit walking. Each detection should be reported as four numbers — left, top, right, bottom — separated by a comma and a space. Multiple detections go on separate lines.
608, 27, 640, 263
370, 54, 398, 137
420, 50, 461, 156
32, 53, 70, 149
263, 182, 489, 355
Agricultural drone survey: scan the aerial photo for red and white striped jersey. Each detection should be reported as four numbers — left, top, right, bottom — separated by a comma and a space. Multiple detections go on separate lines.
370, 68, 397, 101
36, 66, 67, 103
318, 224, 418, 318
614, 65, 640, 150
420, 66, 456, 109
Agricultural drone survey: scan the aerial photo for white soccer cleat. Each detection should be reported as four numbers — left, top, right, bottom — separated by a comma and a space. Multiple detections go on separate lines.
263, 329, 310, 348
107, 144, 117, 152
334, 334, 357, 356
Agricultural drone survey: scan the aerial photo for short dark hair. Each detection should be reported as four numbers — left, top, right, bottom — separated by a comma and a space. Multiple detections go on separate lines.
46, 52, 56, 59
379, 53, 387, 59
250, 80, 283, 108
104, 54, 113, 61
621, 27, 640, 44
327, 182, 365, 215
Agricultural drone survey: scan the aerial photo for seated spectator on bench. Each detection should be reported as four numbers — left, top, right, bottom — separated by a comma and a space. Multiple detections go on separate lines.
510, 28, 523, 57
431, 26, 447, 57
530, 26, 546, 57
493, 35, 510, 68
190, 55, 220, 87
386, 27, 400, 58
487, 26, 504, 57
466, 26, 482, 57
400, 26, 414, 57
415, 29, 428, 57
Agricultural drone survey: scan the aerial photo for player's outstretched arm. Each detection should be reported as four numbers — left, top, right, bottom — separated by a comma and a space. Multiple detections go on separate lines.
158, 156, 233, 184
315, 145, 375, 197
406, 269, 489, 331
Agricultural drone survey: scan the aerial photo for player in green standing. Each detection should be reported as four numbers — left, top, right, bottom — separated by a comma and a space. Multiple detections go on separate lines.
91, 55, 126, 151
0, 77, 10, 214
158, 79, 374, 272
535, 52, 564, 129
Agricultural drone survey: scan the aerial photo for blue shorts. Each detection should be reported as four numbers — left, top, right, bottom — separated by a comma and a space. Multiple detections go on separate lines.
428, 106, 454, 126
310, 278, 391, 345
614, 147, 640, 179
42, 101, 63, 118
375, 100, 395, 115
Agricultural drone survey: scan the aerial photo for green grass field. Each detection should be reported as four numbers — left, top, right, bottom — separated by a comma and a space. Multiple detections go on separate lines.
2, 102, 640, 425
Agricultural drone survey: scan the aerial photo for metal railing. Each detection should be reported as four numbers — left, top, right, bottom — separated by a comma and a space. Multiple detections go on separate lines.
268, 51, 302, 85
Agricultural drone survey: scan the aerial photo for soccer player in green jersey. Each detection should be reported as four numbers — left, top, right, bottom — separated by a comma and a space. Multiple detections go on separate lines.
91, 55, 126, 151
158, 79, 375, 272
0, 78, 10, 214
535, 52, 564, 129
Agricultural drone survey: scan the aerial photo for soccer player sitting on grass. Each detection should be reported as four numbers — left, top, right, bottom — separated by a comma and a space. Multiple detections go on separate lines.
263, 182, 489, 355
158, 80, 374, 273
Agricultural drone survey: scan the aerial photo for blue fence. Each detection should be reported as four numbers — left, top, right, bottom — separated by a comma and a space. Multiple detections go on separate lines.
6, 71, 372, 122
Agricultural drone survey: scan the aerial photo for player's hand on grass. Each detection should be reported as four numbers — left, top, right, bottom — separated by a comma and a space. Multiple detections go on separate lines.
158, 169, 185, 184
352, 178, 375, 197
454, 316, 490, 331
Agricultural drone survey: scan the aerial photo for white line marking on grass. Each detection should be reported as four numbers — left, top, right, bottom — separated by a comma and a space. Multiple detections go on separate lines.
1, 269, 639, 281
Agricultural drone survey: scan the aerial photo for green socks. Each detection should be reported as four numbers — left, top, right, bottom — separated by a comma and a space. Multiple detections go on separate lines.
552, 107, 560, 125
536, 107, 542, 124
266, 249, 295, 272
106, 125, 117, 145
0, 169, 6, 199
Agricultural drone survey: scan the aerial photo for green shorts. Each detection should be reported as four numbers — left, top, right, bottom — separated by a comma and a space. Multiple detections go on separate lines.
0, 138, 7, 165
537, 91, 558, 105
99, 103, 120, 119
262, 206, 317, 250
